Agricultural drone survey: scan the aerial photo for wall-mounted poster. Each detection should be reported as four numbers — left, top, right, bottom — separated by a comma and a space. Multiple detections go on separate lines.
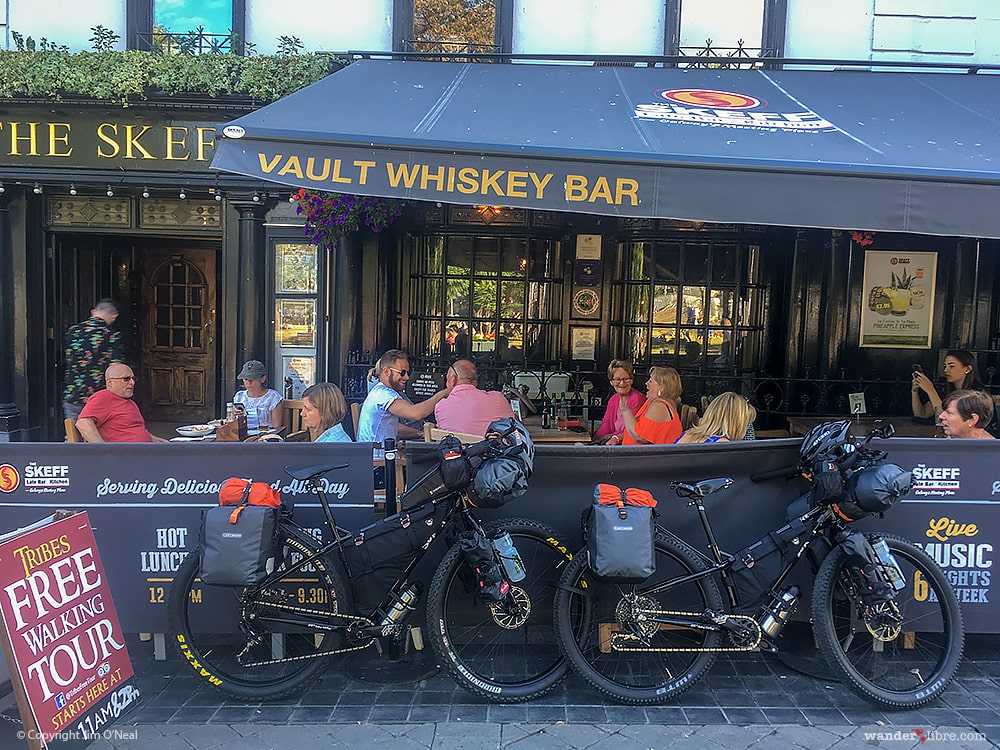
282, 356, 315, 399
860, 250, 937, 349
570, 327, 598, 361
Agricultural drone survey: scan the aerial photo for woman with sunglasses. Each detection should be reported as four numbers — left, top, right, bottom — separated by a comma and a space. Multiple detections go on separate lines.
592, 360, 644, 445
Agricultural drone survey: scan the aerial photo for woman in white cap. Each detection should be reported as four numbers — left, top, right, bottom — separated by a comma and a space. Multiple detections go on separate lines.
234, 360, 285, 430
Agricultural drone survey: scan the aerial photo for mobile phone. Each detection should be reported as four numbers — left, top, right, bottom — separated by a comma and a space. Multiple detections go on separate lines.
912, 364, 923, 374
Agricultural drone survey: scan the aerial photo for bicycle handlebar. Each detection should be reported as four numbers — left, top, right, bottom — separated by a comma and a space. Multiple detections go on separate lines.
460, 423, 520, 460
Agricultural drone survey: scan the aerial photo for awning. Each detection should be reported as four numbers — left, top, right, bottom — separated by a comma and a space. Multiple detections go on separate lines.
211, 59, 1000, 238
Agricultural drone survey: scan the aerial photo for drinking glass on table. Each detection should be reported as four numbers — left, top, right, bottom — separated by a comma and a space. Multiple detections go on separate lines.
556, 403, 569, 431
256, 406, 271, 430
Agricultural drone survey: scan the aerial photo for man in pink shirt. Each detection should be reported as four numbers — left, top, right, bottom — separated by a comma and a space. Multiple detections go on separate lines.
76, 363, 167, 443
434, 360, 515, 437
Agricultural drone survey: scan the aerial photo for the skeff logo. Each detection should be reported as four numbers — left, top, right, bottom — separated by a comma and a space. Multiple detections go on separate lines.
0, 463, 19, 493
656, 88, 763, 109
636, 87, 835, 132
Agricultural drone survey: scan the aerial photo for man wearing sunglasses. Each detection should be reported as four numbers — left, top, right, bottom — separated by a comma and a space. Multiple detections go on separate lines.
357, 349, 450, 449
75, 363, 167, 442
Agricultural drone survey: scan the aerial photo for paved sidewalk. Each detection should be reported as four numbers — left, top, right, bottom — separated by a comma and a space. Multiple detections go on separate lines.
3, 632, 998, 749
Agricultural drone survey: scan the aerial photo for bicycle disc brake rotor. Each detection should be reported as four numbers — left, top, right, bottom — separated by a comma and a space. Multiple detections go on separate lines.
615, 593, 659, 640
488, 586, 531, 629
862, 601, 903, 642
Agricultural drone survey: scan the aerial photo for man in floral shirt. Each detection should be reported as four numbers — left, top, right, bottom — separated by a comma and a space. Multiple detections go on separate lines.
62, 299, 124, 420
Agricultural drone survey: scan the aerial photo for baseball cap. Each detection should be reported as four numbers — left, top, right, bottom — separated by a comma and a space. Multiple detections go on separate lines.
238, 360, 267, 379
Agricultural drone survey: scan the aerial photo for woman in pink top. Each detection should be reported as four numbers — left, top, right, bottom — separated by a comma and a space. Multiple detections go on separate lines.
592, 360, 645, 445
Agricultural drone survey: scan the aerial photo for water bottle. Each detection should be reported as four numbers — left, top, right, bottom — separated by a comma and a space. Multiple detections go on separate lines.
872, 538, 906, 590
759, 586, 799, 637
490, 532, 526, 582
225, 402, 235, 421
379, 582, 422, 635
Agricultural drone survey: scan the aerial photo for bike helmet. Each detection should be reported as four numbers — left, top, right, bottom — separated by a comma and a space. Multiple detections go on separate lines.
798, 420, 852, 467
832, 463, 911, 521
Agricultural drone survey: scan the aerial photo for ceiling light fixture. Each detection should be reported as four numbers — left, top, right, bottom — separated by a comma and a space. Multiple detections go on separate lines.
0, 182, 5, 194
69, 184, 77, 196
252, 192, 261, 203
141, 186, 150, 199
178, 187, 187, 200
33, 183, 42, 195
106, 185, 114, 197
214, 191, 223, 202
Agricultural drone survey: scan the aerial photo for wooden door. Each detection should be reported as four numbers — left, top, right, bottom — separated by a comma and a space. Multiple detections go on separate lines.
140, 247, 217, 422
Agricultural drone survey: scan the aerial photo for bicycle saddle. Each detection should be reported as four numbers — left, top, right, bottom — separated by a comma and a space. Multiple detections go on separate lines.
284, 463, 349, 481
670, 477, 734, 499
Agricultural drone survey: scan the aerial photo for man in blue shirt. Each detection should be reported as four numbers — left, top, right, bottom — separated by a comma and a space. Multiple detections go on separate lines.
357, 349, 449, 448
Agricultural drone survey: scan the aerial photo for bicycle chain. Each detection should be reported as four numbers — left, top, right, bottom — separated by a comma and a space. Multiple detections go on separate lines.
237, 596, 377, 667
610, 609, 763, 653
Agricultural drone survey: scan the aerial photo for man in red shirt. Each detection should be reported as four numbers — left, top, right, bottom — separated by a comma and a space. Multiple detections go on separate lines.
434, 360, 515, 437
76, 363, 167, 443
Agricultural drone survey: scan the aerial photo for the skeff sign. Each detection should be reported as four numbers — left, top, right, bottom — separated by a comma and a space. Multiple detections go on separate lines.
0, 512, 138, 749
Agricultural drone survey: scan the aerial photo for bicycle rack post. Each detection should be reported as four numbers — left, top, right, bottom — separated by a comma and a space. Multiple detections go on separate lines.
384, 437, 398, 516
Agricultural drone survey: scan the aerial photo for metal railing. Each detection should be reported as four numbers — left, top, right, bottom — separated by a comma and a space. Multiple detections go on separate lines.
677, 39, 776, 69
134, 28, 243, 55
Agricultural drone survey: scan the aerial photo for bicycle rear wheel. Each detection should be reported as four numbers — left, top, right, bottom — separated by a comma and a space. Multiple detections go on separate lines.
426, 518, 573, 702
811, 533, 964, 710
168, 527, 350, 701
553, 532, 725, 705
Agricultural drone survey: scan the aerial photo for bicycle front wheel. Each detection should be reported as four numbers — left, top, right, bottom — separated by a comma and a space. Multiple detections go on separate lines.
168, 527, 349, 701
811, 533, 964, 710
553, 532, 725, 705
426, 518, 573, 702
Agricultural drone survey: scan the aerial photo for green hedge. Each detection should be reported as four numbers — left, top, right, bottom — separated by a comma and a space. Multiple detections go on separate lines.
0, 50, 339, 105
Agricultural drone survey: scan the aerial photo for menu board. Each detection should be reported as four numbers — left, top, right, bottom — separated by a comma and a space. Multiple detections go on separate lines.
860, 250, 937, 349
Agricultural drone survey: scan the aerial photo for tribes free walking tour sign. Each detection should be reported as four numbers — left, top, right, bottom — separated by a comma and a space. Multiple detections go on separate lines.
0, 512, 139, 749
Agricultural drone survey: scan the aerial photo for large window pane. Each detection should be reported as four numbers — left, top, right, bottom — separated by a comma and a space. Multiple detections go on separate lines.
275, 243, 317, 294
445, 279, 470, 317
651, 285, 677, 326
446, 237, 472, 275
473, 279, 497, 318
622, 242, 652, 281
155, 0, 232, 35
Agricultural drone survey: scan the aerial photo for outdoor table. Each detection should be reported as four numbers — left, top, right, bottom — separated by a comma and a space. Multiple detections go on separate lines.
785, 414, 938, 439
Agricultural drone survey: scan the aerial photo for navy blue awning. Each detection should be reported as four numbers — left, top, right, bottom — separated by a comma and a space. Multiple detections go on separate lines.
212, 59, 1000, 238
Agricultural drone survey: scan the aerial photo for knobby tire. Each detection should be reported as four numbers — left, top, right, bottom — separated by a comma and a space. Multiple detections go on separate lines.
426, 518, 573, 702
553, 532, 725, 704
168, 527, 349, 701
811, 533, 964, 710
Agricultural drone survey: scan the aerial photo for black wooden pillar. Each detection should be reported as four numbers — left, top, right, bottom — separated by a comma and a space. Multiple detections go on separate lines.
0, 194, 21, 441
233, 201, 267, 368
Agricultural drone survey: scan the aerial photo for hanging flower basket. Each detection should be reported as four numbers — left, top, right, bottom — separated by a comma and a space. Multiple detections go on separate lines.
293, 188, 408, 247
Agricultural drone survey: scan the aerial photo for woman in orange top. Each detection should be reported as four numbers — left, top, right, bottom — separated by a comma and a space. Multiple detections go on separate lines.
620, 366, 683, 445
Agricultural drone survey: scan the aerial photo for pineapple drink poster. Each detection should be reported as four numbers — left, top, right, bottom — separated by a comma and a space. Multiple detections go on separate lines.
860, 250, 937, 348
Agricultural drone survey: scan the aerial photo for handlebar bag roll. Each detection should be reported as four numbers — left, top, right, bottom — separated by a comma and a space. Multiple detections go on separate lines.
585, 483, 656, 582
470, 418, 534, 508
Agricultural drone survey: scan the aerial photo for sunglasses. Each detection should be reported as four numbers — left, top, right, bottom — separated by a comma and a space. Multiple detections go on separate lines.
108, 375, 136, 382
385, 367, 409, 377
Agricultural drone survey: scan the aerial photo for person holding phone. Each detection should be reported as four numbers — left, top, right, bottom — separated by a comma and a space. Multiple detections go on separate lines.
911, 349, 983, 420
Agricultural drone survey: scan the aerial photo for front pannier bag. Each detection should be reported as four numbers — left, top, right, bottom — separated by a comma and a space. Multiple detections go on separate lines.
585, 483, 657, 582
199, 478, 283, 586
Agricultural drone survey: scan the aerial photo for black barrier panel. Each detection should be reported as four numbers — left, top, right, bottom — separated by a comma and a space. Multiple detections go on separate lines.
409, 436, 1000, 632
2, 437, 998, 633
0, 443, 376, 632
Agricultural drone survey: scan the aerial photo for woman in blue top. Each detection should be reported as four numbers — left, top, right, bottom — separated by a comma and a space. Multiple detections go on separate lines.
300, 383, 352, 442
675, 391, 756, 445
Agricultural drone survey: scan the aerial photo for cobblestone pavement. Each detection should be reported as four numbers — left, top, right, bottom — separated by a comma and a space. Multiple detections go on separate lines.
3, 633, 998, 749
